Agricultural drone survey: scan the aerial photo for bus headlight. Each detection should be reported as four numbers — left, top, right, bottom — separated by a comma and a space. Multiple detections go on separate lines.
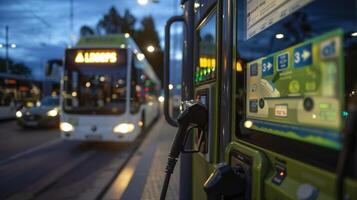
60, 122, 74, 132
113, 123, 135, 134
47, 109, 58, 117
16, 111, 23, 118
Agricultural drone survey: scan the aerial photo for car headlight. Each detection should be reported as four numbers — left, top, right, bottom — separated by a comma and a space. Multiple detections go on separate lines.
16, 111, 23, 118
60, 122, 74, 132
113, 123, 135, 134
47, 109, 58, 117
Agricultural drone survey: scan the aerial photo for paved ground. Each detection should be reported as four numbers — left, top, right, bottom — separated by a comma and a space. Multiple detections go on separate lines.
0, 118, 157, 200
102, 117, 179, 200
141, 125, 180, 200
0, 116, 179, 200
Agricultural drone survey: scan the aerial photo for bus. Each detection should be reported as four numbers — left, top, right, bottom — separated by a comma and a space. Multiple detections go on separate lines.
0, 73, 42, 120
164, 0, 357, 199
60, 34, 161, 142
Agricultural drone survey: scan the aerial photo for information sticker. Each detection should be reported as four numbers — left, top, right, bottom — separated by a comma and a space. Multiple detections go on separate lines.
246, 0, 314, 39
275, 105, 288, 117
245, 29, 344, 149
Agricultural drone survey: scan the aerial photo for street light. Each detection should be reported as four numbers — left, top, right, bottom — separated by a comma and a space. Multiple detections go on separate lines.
147, 45, 155, 53
137, 0, 159, 6
137, 0, 148, 5
275, 33, 284, 39
0, 43, 17, 48
137, 53, 145, 61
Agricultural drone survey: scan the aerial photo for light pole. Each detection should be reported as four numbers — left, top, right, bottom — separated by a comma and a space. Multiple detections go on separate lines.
0, 26, 17, 73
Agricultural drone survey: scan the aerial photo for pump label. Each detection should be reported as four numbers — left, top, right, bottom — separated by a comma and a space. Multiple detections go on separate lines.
277, 52, 289, 71
293, 43, 313, 68
275, 105, 288, 117
246, 0, 314, 39
245, 29, 344, 149
262, 56, 274, 77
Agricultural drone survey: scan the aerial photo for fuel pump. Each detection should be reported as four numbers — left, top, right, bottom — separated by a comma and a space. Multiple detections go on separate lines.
160, 101, 208, 200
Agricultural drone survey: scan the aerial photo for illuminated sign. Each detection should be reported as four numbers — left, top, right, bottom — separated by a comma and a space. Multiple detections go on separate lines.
5, 79, 16, 84
199, 57, 216, 69
196, 57, 216, 83
74, 51, 118, 64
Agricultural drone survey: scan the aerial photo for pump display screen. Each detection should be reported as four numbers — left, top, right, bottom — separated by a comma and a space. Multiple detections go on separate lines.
195, 12, 217, 84
236, 0, 357, 149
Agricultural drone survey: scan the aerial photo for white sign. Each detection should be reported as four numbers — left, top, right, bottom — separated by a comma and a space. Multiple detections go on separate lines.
275, 105, 288, 117
246, 0, 314, 39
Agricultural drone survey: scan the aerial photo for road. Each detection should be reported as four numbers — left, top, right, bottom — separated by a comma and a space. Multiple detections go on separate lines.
0, 119, 152, 200
0, 120, 59, 161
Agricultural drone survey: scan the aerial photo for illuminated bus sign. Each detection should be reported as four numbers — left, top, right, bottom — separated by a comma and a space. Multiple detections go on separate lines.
74, 51, 118, 64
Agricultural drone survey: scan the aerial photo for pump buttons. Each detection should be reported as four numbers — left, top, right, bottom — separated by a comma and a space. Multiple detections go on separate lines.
296, 184, 319, 200
303, 97, 314, 111
272, 164, 287, 185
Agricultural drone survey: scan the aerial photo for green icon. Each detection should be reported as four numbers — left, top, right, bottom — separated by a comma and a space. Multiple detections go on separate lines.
305, 81, 317, 91
289, 80, 300, 93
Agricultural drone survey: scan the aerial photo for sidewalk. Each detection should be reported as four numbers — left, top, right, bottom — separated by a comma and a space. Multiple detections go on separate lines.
103, 117, 180, 200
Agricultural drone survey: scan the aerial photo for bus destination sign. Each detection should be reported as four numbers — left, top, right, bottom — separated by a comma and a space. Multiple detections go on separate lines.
74, 50, 118, 64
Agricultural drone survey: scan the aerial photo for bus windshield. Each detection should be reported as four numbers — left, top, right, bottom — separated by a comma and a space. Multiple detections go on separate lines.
63, 49, 127, 115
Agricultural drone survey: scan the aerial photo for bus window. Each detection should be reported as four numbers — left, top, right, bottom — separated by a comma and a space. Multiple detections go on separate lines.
130, 56, 141, 114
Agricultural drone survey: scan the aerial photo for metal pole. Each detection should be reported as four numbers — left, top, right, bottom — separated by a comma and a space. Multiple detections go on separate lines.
5, 25, 9, 73
180, 1, 194, 199
70, 0, 74, 46
70, 0, 73, 32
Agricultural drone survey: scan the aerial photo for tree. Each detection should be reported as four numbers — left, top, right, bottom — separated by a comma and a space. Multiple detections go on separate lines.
96, 6, 123, 34
80, 25, 95, 37
0, 57, 32, 76
121, 9, 136, 35
11, 63, 31, 76
134, 16, 163, 82
78, 7, 164, 82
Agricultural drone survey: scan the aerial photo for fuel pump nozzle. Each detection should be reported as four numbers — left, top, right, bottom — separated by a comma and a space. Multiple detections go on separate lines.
160, 101, 208, 200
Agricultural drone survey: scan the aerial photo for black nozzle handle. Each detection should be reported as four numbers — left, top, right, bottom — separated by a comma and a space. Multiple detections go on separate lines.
160, 123, 189, 200
161, 102, 208, 200
169, 122, 189, 159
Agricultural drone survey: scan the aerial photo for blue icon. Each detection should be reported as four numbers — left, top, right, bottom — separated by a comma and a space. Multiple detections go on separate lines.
250, 63, 258, 76
293, 43, 312, 68
321, 39, 337, 59
262, 56, 274, 77
277, 53, 289, 71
